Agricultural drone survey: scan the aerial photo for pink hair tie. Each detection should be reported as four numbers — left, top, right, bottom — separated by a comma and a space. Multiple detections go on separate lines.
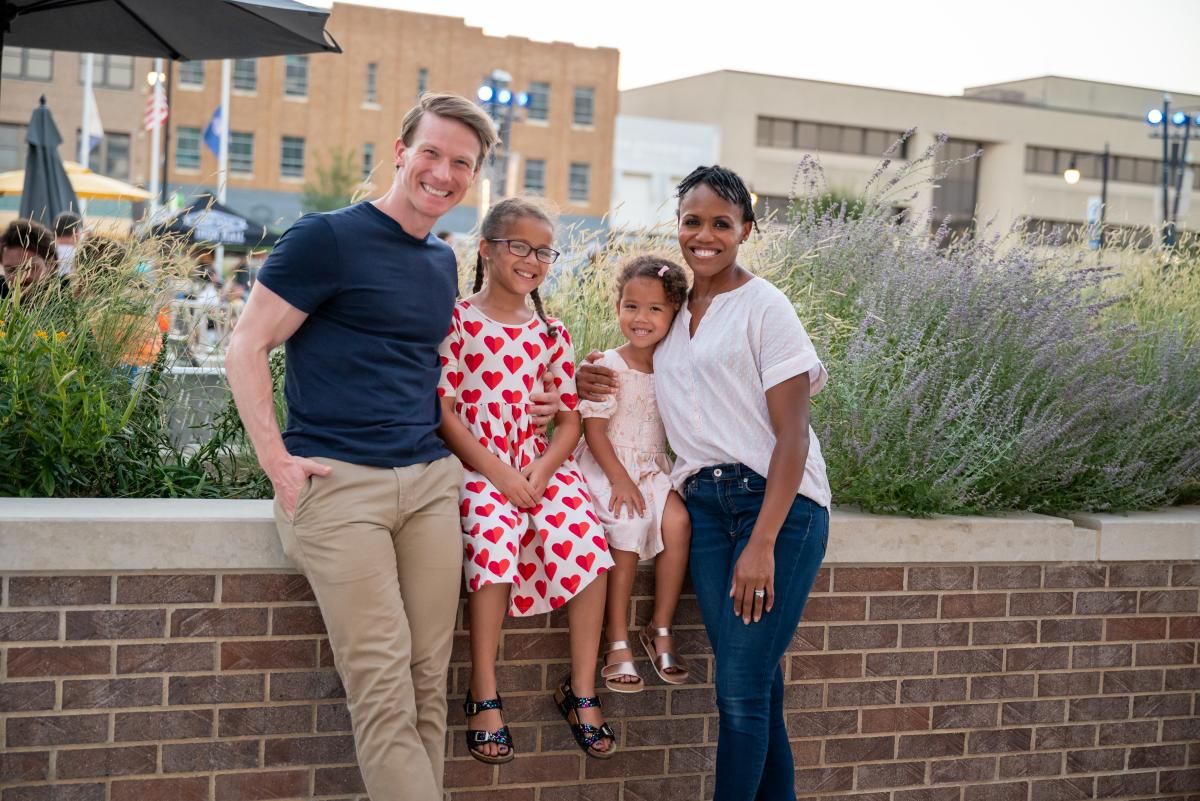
657, 264, 670, 277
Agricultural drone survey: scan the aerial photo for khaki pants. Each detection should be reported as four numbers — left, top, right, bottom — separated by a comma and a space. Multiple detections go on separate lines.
275, 455, 463, 801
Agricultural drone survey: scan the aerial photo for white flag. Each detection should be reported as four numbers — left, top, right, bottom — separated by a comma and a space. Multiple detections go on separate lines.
84, 87, 104, 152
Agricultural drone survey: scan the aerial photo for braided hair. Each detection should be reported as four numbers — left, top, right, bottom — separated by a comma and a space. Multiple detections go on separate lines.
474, 196, 559, 338
675, 165, 759, 233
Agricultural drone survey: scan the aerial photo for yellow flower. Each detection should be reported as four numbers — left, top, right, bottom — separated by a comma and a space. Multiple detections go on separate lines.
55, 331, 66, 341
0, 330, 6, 338
35, 330, 48, 340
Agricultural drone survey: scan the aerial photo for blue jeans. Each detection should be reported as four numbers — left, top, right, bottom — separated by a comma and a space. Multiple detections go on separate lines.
684, 463, 829, 801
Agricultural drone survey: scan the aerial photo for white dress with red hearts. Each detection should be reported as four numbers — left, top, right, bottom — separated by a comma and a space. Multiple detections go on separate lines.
438, 299, 613, 616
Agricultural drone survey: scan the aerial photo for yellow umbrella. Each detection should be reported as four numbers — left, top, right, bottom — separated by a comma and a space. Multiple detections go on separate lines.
0, 161, 151, 201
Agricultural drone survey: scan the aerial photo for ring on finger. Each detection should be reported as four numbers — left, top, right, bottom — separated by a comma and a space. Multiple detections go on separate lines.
753, 588, 766, 598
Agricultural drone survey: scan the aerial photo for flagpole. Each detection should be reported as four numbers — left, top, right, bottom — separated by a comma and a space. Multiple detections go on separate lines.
215, 59, 232, 278
148, 58, 163, 217
78, 53, 95, 215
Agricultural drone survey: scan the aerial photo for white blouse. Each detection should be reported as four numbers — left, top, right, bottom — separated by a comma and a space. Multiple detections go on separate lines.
654, 276, 831, 508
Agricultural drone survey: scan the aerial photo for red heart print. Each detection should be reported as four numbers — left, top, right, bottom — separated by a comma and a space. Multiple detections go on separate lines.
450, 340, 463, 358
506, 541, 516, 555
518, 562, 537, 581
560, 575, 581, 594
592, 535, 607, 550
545, 511, 566, 527
484, 335, 505, 354
555, 473, 575, 485
474, 548, 489, 568
459, 499, 470, 518
470, 523, 481, 537
477, 437, 490, 450
575, 553, 595, 572
528, 503, 543, 515
551, 541, 573, 560
502, 389, 523, 404
481, 421, 492, 438
482, 371, 503, 390
490, 491, 508, 505
463, 319, 483, 336
535, 580, 547, 598
563, 496, 582, 510
553, 377, 563, 388
543, 486, 559, 501
560, 393, 577, 409
568, 521, 590, 538
503, 354, 524, 373
439, 355, 449, 367
504, 326, 523, 340
488, 559, 509, 576
465, 406, 479, 424
461, 389, 482, 403
465, 542, 475, 559
520, 528, 536, 547
523, 342, 542, 359
487, 402, 502, 418
535, 545, 545, 561
470, 574, 481, 591
545, 561, 557, 580
498, 515, 516, 529
562, 362, 575, 378
549, 595, 566, 609
540, 333, 556, 348
523, 374, 535, 391
483, 527, 504, 544
492, 436, 508, 453
513, 595, 534, 614
586, 509, 599, 524
437, 387, 446, 397
464, 353, 484, 373
475, 503, 495, 517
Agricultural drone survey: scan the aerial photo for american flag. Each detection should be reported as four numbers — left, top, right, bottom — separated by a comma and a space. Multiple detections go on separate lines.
143, 92, 168, 131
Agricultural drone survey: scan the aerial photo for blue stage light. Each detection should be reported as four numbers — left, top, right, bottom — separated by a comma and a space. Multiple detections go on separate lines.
497, 88, 513, 105
1171, 111, 1189, 126
1146, 108, 1164, 125
477, 85, 494, 103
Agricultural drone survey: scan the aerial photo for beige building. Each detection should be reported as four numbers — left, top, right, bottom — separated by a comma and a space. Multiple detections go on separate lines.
1, 2, 618, 232
619, 72, 1199, 237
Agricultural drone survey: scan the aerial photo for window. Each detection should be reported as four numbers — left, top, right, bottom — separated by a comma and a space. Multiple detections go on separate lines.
2, 47, 52, 80
524, 159, 546, 195
176, 127, 201, 170
416, 67, 428, 99
179, 60, 204, 87
0, 124, 26, 170
526, 81, 549, 122
362, 143, 374, 181
365, 62, 378, 103
230, 131, 254, 174
755, 116, 907, 159
1024, 145, 1168, 187
80, 54, 133, 89
572, 86, 594, 126
568, 162, 590, 202
233, 59, 256, 91
103, 132, 130, 179
281, 135, 305, 177
284, 55, 308, 97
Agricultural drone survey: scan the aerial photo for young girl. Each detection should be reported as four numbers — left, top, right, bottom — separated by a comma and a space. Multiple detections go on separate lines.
573, 256, 693, 693
437, 197, 616, 764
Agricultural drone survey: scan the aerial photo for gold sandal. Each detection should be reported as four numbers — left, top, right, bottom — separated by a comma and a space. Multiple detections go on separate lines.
600, 640, 644, 694
639, 625, 691, 685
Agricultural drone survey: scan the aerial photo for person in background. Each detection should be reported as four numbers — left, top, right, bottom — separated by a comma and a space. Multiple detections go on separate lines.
53, 211, 83, 278
0, 219, 58, 299
436, 230, 454, 247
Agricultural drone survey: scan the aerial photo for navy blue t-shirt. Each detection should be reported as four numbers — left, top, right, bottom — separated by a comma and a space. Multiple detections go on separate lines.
256, 201, 457, 468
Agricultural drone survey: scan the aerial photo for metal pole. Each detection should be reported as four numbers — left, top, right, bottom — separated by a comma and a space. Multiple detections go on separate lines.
215, 60, 231, 278
160, 60, 173, 208
1161, 95, 1172, 246
79, 53, 94, 168
1099, 143, 1109, 250
1171, 116, 1192, 226
148, 58, 163, 216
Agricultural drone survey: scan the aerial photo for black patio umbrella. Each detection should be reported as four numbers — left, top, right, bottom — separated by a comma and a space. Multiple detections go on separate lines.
18, 95, 78, 227
155, 193, 279, 250
1, 0, 341, 60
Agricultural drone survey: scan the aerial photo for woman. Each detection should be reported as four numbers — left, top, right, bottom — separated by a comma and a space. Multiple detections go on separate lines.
578, 165, 829, 801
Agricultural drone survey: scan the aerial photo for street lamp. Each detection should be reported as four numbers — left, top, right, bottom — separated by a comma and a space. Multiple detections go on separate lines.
476, 69, 529, 202
1062, 157, 1081, 185
1062, 146, 1109, 251
1145, 95, 1199, 247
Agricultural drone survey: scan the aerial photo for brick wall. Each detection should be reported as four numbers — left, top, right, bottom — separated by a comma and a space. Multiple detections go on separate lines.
2, 563, 1197, 801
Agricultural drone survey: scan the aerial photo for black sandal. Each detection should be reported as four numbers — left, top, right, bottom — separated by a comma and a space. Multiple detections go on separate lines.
553, 677, 617, 760
463, 692, 515, 764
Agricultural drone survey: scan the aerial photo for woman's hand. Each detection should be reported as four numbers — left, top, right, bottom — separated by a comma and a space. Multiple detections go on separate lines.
730, 539, 775, 624
576, 351, 619, 403
491, 465, 539, 509
529, 388, 559, 432
520, 460, 553, 502
608, 477, 646, 519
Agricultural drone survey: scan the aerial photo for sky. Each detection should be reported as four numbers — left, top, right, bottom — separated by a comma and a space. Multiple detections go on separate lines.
313, 0, 1200, 98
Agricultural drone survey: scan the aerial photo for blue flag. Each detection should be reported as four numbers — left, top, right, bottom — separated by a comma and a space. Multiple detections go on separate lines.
203, 105, 224, 157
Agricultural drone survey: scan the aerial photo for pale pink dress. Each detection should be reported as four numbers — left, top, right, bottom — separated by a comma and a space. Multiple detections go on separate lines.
573, 349, 674, 560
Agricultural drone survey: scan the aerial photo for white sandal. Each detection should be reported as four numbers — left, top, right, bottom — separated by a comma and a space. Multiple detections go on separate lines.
600, 640, 644, 694
639, 625, 691, 685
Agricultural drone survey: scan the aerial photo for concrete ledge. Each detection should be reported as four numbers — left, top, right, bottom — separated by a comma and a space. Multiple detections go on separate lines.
1071, 506, 1200, 560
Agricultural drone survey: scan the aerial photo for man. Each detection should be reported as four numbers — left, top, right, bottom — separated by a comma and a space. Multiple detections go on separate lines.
226, 93, 555, 801
0, 219, 58, 299
53, 211, 83, 277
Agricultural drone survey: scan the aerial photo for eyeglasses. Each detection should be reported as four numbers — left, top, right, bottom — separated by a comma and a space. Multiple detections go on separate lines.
487, 239, 560, 264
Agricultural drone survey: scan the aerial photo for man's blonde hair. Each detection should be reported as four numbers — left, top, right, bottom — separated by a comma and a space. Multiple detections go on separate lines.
400, 92, 499, 169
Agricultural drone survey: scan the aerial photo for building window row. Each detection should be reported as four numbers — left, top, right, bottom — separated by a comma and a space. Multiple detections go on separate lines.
75, 128, 130, 179
520, 82, 595, 126
0, 123, 26, 170
1025, 145, 1200, 190
2, 47, 53, 80
175, 129, 303, 178
522, 159, 590, 202
362, 142, 375, 181
756, 116, 909, 159
233, 58, 257, 91
78, 53, 133, 89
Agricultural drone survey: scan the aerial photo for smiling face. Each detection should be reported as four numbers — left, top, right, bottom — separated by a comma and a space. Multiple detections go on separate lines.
480, 215, 556, 299
677, 183, 753, 281
1, 246, 51, 289
617, 275, 677, 349
394, 112, 481, 226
